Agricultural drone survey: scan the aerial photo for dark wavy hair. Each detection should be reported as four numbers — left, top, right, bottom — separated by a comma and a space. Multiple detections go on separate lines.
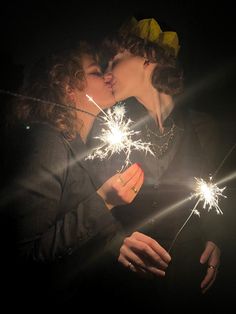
11, 42, 95, 140
100, 34, 183, 96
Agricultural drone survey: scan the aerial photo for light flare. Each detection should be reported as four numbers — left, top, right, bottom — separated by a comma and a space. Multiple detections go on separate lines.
85, 95, 154, 167
191, 177, 226, 215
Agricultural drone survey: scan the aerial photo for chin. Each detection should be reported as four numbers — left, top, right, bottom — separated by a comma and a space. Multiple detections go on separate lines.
101, 98, 116, 108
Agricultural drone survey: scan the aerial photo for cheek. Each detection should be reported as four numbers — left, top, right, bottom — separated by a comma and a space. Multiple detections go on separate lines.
84, 77, 103, 95
85, 77, 114, 104
116, 63, 140, 82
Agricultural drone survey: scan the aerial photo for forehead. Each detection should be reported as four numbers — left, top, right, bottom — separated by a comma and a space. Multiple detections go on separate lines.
113, 50, 132, 61
82, 54, 98, 69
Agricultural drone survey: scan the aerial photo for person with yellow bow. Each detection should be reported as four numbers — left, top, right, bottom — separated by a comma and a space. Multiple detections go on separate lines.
87, 16, 223, 306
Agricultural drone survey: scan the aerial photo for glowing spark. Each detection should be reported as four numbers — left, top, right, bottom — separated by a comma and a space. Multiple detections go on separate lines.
191, 177, 227, 215
85, 95, 154, 167
168, 176, 226, 253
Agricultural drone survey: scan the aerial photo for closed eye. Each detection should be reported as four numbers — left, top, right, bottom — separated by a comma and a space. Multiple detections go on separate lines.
89, 71, 103, 77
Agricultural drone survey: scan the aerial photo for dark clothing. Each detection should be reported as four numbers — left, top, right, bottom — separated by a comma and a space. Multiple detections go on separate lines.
87, 97, 225, 304
0, 122, 123, 308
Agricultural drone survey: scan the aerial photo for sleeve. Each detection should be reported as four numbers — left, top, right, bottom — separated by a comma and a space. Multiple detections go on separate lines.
5, 125, 123, 262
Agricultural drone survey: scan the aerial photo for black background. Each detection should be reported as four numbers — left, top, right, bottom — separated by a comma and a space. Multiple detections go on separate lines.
0, 0, 235, 307
1, 1, 236, 116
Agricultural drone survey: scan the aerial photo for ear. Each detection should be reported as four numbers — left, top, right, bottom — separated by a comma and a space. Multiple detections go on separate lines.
65, 84, 75, 102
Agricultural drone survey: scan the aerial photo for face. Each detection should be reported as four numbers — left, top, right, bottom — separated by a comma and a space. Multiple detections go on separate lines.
106, 50, 146, 102
73, 54, 115, 115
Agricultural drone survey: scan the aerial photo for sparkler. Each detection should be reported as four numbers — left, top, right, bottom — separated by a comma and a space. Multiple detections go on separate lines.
168, 176, 227, 253
85, 94, 154, 168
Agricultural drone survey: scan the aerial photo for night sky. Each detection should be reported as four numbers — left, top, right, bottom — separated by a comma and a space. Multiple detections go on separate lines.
1, 0, 236, 303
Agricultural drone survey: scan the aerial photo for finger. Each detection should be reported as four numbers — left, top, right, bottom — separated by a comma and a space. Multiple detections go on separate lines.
118, 255, 152, 277
132, 231, 171, 263
123, 167, 143, 190
115, 170, 143, 204
119, 246, 166, 277
132, 169, 144, 192
208, 247, 221, 267
118, 255, 138, 272
112, 166, 142, 192
200, 267, 215, 290
202, 269, 218, 294
120, 244, 151, 270
200, 242, 214, 264
120, 163, 142, 185
125, 170, 144, 196
124, 236, 168, 269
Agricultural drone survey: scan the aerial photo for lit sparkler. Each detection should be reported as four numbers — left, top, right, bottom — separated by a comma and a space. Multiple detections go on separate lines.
168, 176, 227, 253
191, 177, 226, 215
85, 94, 154, 168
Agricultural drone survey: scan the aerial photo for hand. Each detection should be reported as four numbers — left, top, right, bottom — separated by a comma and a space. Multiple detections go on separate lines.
200, 241, 221, 294
97, 163, 144, 210
118, 231, 171, 277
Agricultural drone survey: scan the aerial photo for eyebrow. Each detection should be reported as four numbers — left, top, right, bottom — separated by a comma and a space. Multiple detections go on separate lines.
85, 62, 99, 69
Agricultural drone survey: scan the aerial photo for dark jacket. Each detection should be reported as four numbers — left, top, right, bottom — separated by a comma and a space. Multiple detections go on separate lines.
87, 98, 225, 299
1, 122, 123, 308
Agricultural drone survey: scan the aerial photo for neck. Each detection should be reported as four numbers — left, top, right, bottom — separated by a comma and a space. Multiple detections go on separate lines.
77, 111, 97, 143
136, 85, 174, 132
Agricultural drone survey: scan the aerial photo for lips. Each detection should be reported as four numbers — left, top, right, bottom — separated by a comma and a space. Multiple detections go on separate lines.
111, 82, 116, 91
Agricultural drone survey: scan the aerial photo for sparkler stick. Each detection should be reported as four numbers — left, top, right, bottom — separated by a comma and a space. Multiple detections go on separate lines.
86, 94, 154, 168
168, 177, 226, 253
167, 140, 236, 253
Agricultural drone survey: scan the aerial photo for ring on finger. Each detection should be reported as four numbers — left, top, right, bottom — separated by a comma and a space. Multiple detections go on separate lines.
131, 186, 138, 194
208, 264, 217, 271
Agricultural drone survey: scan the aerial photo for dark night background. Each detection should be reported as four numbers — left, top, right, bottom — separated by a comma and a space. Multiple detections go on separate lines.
0, 0, 235, 308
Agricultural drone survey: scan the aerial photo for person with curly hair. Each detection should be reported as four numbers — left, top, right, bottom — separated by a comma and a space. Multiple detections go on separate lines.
1, 41, 144, 308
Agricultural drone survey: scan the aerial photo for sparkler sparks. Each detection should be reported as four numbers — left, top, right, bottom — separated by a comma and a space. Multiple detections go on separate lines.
191, 177, 226, 215
85, 94, 154, 167
168, 177, 226, 252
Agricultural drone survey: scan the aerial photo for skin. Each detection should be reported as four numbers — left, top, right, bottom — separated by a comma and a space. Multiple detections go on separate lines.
67, 53, 144, 210
105, 49, 220, 292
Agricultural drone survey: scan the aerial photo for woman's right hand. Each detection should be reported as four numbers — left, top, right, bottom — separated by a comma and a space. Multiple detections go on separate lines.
118, 231, 171, 277
97, 163, 144, 210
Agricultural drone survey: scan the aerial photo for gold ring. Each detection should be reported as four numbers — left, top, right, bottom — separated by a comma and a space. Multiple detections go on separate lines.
208, 265, 217, 270
131, 186, 138, 194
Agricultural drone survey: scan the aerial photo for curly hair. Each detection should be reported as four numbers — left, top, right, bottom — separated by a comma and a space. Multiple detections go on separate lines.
12, 42, 95, 140
100, 34, 183, 96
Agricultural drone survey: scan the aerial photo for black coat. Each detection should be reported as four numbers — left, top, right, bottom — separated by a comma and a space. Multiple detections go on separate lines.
87, 98, 225, 302
1, 122, 123, 308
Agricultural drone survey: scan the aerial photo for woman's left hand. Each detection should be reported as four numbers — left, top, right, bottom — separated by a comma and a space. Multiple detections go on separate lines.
97, 163, 144, 209
200, 241, 221, 294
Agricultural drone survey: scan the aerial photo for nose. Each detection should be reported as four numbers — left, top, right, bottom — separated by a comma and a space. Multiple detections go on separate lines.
104, 71, 114, 88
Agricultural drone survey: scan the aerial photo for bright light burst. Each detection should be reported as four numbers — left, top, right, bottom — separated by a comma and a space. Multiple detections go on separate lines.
168, 176, 226, 253
85, 95, 154, 167
191, 177, 227, 215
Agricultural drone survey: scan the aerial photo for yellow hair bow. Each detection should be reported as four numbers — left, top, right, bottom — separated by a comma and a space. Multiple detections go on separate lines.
120, 17, 180, 57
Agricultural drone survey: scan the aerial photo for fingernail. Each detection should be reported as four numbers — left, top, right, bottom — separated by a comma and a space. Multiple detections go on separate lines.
136, 163, 141, 167
164, 252, 171, 262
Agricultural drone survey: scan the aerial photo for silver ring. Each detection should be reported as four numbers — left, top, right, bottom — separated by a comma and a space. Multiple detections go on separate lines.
208, 265, 217, 270
128, 262, 133, 269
